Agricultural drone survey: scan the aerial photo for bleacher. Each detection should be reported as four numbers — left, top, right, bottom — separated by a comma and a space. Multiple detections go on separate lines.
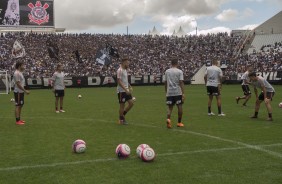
247, 34, 282, 54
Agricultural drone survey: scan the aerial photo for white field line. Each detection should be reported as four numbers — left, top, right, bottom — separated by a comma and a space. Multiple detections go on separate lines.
259, 143, 282, 147
0, 146, 252, 172
171, 129, 282, 159
1, 116, 282, 159
0, 158, 116, 171
0, 143, 281, 172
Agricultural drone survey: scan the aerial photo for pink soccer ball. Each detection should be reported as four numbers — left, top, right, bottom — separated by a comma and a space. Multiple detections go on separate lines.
279, 102, 282, 108
115, 144, 131, 158
141, 147, 156, 162
72, 139, 86, 153
136, 144, 150, 158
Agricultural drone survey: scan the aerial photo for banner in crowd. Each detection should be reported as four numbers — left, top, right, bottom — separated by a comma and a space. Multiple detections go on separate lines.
0, 0, 54, 27
11, 40, 26, 58
95, 44, 119, 66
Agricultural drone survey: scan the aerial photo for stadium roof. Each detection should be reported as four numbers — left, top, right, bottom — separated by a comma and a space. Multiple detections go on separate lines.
150, 26, 160, 36
172, 30, 177, 36
254, 11, 282, 34
0, 27, 65, 33
176, 26, 186, 37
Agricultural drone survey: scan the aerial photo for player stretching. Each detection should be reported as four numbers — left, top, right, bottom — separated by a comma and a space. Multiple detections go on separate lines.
164, 58, 185, 128
248, 72, 275, 121
236, 66, 252, 106
204, 60, 225, 116
117, 58, 134, 125
14, 61, 30, 125
52, 64, 66, 113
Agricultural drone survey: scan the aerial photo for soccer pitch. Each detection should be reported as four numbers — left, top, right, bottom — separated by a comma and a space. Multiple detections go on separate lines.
0, 85, 282, 184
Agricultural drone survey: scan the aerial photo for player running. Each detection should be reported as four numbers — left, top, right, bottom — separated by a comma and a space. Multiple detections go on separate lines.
117, 58, 134, 125
248, 72, 275, 121
52, 64, 66, 113
204, 60, 225, 116
164, 58, 185, 128
14, 61, 30, 125
236, 66, 252, 106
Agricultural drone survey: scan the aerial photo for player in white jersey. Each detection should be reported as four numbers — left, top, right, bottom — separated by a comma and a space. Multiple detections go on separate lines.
204, 60, 225, 116
13, 61, 30, 125
248, 72, 275, 121
236, 66, 252, 106
52, 64, 66, 113
117, 58, 134, 125
164, 58, 185, 128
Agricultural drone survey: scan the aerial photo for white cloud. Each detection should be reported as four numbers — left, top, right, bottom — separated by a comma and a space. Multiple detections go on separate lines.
247, 0, 282, 6
243, 8, 254, 17
237, 24, 259, 30
155, 15, 197, 35
247, 0, 264, 2
215, 8, 255, 22
145, 0, 228, 16
55, 0, 145, 30
55, 0, 229, 31
189, 27, 231, 35
215, 9, 239, 22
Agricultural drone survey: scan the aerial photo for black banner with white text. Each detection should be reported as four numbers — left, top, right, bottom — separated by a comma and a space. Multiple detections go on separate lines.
24, 75, 192, 89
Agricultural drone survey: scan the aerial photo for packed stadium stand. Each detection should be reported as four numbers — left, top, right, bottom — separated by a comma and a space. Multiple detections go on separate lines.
221, 11, 282, 81
0, 11, 281, 83
248, 34, 282, 54
0, 32, 241, 80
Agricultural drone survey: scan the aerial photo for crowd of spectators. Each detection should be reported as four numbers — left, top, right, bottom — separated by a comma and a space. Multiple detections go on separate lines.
224, 41, 282, 80
0, 32, 241, 80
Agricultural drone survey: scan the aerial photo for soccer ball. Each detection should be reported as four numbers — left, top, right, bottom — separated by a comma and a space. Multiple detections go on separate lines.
115, 144, 131, 158
78, 94, 82, 99
132, 97, 136, 102
141, 147, 156, 162
72, 139, 86, 153
10, 98, 15, 102
136, 144, 150, 158
279, 102, 282, 108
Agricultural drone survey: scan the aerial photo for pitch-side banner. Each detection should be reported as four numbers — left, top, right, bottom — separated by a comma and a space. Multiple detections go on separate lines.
10, 72, 282, 89
0, 0, 54, 27
237, 71, 282, 81
25, 75, 168, 88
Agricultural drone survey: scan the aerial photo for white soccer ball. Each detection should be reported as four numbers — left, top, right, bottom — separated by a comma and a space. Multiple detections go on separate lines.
141, 147, 156, 162
136, 144, 150, 158
115, 144, 131, 158
132, 97, 136, 102
279, 102, 282, 108
72, 139, 86, 153
78, 94, 82, 99
10, 98, 15, 102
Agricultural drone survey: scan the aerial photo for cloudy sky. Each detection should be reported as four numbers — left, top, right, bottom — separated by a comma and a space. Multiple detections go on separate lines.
54, 0, 282, 35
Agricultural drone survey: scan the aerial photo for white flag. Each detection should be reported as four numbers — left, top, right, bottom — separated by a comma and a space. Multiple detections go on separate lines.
95, 47, 111, 66
12, 40, 26, 58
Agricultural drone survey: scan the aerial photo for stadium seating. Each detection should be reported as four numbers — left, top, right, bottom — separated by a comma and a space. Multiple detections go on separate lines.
0, 32, 241, 79
248, 34, 282, 54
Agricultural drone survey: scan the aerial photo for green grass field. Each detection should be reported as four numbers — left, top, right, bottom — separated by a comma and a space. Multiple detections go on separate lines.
0, 85, 282, 184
